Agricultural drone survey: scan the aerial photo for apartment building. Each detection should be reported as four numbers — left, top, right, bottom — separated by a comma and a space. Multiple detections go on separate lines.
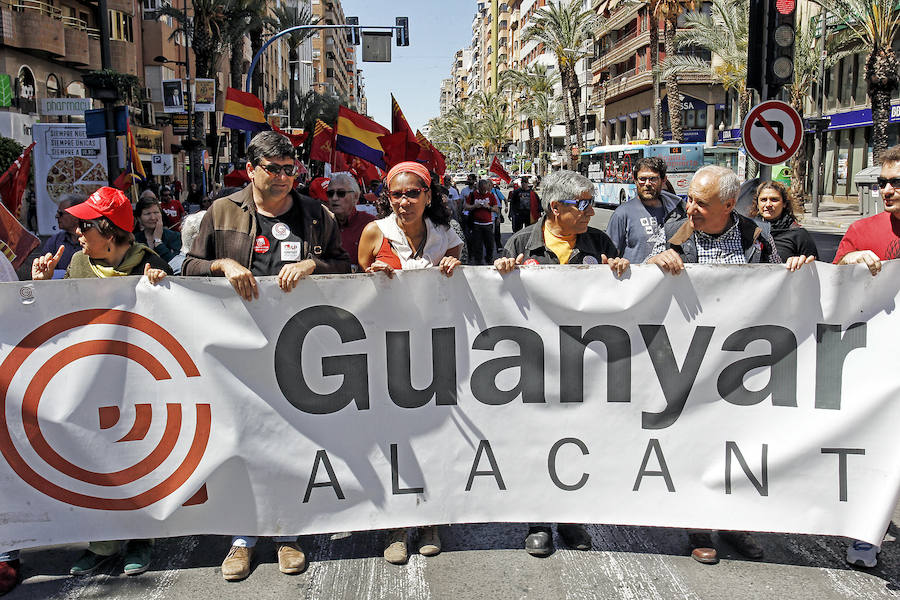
311, 0, 359, 107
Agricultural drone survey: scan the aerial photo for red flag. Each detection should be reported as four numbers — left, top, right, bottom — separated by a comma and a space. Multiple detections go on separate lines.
0, 199, 38, 270
272, 123, 309, 147
489, 156, 512, 184
0, 142, 35, 218
391, 95, 422, 161
310, 120, 336, 163
347, 155, 383, 185
415, 130, 446, 176
333, 150, 350, 172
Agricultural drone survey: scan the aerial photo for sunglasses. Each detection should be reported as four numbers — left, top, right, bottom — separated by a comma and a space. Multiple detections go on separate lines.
557, 198, 592, 211
877, 177, 900, 189
326, 189, 351, 198
258, 162, 297, 177
389, 187, 427, 200
78, 219, 99, 232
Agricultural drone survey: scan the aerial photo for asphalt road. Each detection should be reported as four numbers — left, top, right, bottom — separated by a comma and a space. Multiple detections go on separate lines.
12, 514, 900, 600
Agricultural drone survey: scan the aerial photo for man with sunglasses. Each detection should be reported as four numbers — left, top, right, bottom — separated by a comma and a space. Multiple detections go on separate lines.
494, 170, 627, 557
606, 157, 685, 262
183, 131, 350, 580
327, 172, 374, 269
833, 145, 900, 277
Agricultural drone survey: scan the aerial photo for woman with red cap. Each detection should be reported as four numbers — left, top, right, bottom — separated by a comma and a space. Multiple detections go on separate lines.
358, 161, 462, 277
31, 186, 170, 577
357, 162, 462, 565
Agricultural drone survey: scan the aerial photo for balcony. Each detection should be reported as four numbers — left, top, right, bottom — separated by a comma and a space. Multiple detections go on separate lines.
62, 19, 90, 66
595, 28, 654, 72
0, 0, 66, 57
603, 68, 653, 101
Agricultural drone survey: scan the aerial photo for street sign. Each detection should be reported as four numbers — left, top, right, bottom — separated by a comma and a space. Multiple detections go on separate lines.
151, 153, 174, 175
741, 100, 803, 165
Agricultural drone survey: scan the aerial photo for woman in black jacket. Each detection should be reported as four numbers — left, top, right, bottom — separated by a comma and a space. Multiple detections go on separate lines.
749, 180, 818, 260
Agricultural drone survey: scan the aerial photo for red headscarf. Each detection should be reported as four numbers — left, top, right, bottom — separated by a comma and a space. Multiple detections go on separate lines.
385, 161, 431, 188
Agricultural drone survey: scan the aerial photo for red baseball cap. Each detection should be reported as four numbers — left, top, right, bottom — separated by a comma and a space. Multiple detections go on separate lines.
66, 187, 134, 232
308, 177, 330, 204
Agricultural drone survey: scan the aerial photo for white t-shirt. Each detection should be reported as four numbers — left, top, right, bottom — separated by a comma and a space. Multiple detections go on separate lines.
375, 214, 463, 270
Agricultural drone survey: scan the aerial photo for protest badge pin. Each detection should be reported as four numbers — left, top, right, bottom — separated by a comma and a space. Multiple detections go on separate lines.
272, 223, 290, 240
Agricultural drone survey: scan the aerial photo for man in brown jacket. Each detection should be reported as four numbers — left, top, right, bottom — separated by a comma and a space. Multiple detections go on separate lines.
182, 131, 350, 580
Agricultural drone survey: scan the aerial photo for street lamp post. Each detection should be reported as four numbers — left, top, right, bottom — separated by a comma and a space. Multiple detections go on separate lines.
154, 1, 199, 189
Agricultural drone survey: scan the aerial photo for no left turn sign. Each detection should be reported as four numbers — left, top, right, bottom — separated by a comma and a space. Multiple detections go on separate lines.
741, 100, 804, 166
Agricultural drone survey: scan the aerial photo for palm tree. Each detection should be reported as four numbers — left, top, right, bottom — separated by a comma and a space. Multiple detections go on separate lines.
158, 0, 227, 80
819, 0, 900, 161
657, 0, 695, 142
499, 63, 560, 157
480, 104, 516, 154
525, 90, 563, 174
270, 3, 318, 128
521, 0, 598, 167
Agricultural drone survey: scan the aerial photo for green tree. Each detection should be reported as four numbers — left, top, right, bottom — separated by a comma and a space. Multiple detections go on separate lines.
270, 3, 318, 128
525, 90, 563, 174
499, 63, 560, 157
819, 0, 900, 161
0, 137, 23, 175
657, 0, 695, 142
480, 104, 516, 154
157, 0, 227, 80
521, 0, 598, 166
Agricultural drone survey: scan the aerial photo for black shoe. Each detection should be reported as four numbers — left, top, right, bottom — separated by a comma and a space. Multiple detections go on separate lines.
557, 524, 591, 551
720, 531, 764, 559
524, 526, 553, 557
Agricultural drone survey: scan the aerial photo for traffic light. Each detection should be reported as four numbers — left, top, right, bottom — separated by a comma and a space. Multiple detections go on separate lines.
346, 16, 360, 46
766, 0, 796, 90
396, 17, 408, 46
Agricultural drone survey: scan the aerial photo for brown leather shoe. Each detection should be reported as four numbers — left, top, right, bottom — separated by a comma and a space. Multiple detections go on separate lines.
221, 545, 252, 581
277, 542, 307, 574
688, 532, 718, 565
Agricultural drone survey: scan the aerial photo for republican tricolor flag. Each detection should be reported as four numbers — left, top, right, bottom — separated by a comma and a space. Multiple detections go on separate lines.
222, 88, 270, 133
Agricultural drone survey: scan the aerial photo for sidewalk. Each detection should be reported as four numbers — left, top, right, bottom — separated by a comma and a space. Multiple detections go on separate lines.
803, 201, 867, 233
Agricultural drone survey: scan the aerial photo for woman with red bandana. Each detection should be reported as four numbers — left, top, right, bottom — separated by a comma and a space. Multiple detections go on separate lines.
357, 162, 462, 565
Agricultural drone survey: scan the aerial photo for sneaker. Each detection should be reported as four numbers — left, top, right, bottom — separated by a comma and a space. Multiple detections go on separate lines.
418, 526, 441, 557
846, 540, 880, 568
221, 545, 252, 581
70, 550, 115, 576
123, 540, 153, 576
0, 559, 21, 594
383, 529, 408, 565
276, 542, 307, 574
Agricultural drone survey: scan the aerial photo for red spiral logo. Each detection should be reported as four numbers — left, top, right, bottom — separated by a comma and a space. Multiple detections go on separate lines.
0, 309, 210, 510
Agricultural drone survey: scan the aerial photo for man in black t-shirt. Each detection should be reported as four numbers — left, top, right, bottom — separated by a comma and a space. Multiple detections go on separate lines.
182, 132, 350, 582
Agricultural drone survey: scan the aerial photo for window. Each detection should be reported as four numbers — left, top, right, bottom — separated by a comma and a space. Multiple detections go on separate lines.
109, 10, 133, 42
46, 74, 60, 98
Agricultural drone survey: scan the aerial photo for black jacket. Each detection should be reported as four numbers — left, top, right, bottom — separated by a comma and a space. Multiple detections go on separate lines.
767, 212, 819, 259
662, 212, 779, 263
502, 217, 619, 264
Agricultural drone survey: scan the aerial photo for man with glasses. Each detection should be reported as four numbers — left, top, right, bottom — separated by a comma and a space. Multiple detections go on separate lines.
327, 172, 374, 269
832, 147, 900, 567
606, 157, 685, 262
833, 145, 900, 277
38, 194, 84, 276
182, 131, 350, 580
494, 169, 628, 557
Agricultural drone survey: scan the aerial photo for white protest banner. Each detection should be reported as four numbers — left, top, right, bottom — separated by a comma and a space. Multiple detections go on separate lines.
32, 123, 108, 236
1, 263, 899, 551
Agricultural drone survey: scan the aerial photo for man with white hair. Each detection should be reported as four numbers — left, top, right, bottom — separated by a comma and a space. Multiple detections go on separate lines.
645, 165, 814, 564
645, 165, 782, 272
327, 172, 374, 269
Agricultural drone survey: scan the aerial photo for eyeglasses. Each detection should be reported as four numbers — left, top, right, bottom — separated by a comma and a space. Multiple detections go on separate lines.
557, 198, 592, 211
389, 188, 427, 200
258, 162, 297, 177
326, 189, 351, 198
877, 177, 900, 189
78, 219, 99, 232
636, 176, 660, 184
56, 210, 66, 218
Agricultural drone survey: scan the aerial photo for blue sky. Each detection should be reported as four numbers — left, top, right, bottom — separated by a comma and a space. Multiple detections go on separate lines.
341, 0, 474, 131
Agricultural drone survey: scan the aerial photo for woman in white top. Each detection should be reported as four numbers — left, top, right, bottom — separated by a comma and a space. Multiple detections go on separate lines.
357, 162, 462, 565
358, 161, 462, 276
